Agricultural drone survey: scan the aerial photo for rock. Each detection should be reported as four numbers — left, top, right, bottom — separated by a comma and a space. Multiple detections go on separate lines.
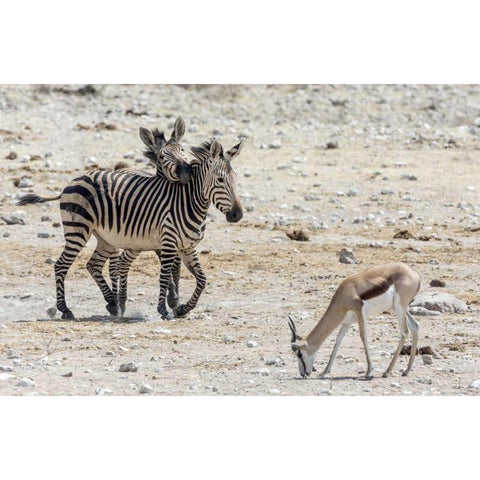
286, 229, 310, 242
326, 141, 339, 149
17, 378, 36, 387
45, 257, 56, 265
411, 292, 468, 313
46, 307, 57, 319
338, 248, 360, 264
7, 349, 20, 359
346, 188, 359, 197
0, 365, 12, 372
268, 140, 282, 149
269, 389, 281, 394
61, 372, 73, 377
401, 174, 418, 181
41, 215, 52, 222
247, 340, 258, 348
152, 327, 171, 334
253, 368, 270, 376
119, 362, 138, 372
37, 232, 50, 239
6, 151, 17, 160
3, 232, 10, 237
139, 383, 153, 394
409, 306, 441, 316
422, 354, 433, 365
188, 124, 199, 133
0, 373, 15, 381
393, 230, 417, 239
223, 336, 234, 344
95, 387, 113, 395
1, 214, 25, 225
430, 279, 446, 287
469, 380, 480, 389
123, 152, 135, 159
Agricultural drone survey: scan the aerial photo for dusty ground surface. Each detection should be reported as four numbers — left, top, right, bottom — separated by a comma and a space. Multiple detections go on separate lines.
0, 84, 479, 396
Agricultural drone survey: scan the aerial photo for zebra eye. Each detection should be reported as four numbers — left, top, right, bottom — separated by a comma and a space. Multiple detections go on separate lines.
217, 177, 225, 183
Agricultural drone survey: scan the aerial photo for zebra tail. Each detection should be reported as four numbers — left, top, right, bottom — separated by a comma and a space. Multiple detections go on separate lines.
16, 193, 61, 206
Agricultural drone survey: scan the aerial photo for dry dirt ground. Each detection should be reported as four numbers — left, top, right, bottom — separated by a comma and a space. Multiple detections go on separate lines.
0, 84, 479, 396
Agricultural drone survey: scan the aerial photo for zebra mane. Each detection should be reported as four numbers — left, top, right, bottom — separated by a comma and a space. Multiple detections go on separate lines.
190, 140, 232, 174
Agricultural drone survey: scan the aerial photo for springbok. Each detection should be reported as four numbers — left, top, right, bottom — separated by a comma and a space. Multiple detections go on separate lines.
288, 262, 422, 378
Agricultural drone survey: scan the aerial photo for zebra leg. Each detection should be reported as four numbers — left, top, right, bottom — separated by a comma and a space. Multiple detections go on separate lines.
173, 249, 206, 318
109, 249, 120, 303
86, 240, 119, 316
157, 248, 178, 321
167, 253, 181, 309
118, 250, 140, 317
55, 233, 90, 320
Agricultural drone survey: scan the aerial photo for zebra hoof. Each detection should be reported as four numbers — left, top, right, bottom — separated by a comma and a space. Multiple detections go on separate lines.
61, 310, 75, 320
106, 303, 119, 316
167, 292, 179, 309
173, 305, 187, 318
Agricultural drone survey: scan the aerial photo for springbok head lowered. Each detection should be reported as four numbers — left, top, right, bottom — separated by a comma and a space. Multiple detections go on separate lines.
288, 316, 315, 378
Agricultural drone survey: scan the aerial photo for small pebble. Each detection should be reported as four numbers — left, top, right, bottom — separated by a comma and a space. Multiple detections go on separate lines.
247, 340, 258, 348
119, 362, 138, 372
95, 387, 113, 395
37, 232, 50, 239
17, 378, 36, 388
139, 384, 153, 394
253, 368, 270, 376
422, 354, 433, 365
469, 380, 480, 389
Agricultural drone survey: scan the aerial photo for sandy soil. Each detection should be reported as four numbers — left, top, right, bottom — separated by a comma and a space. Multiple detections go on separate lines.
0, 84, 479, 395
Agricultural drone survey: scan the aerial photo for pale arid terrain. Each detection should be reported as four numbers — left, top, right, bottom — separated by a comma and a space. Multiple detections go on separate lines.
0, 84, 479, 396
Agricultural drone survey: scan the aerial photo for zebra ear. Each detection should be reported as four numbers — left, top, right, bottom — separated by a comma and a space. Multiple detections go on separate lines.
210, 140, 223, 159
225, 141, 243, 162
139, 127, 155, 148
171, 116, 186, 143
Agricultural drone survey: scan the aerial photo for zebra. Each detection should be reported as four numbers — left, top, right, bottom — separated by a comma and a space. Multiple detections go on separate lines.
18, 136, 243, 320
114, 138, 244, 319
17, 117, 195, 318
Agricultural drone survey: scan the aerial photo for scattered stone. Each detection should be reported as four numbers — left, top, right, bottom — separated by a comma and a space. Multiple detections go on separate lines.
269, 389, 281, 394
61, 372, 73, 377
223, 336, 234, 344
41, 215, 52, 222
118, 346, 129, 352
0, 325, 6, 330
17, 378, 36, 387
119, 362, 138, 372
430, 279, 446, 287
253, 368, 270, 376
411, 292, 468, 313
188, 124, 199, 133
106, 351, 115, 356
6, 151, 17, 160
286, 229, 310, 242
3, 232, 10, 237
45, 257, 56, 265
7, 349, 20, 359
152, 327, 171, 334
247, 340, 258, 348
422, 354, 433, 365
114, 161, 130, 170
37, 232, 50, 239
401, 174, 418, 181
0, 373, 15, 381
95, 387, 113, 395
338, 248, 360, 264
139, 384, 153, 394
393, 230, 417, 239
268, 140, 282, 149
417, 377, 432, 385
326, 141, 339, 149
2, 214, 25, 225
469, 380, 480, 389
46, 307, 57, 319
346, 188, 359, 197
409, 306, 441, 316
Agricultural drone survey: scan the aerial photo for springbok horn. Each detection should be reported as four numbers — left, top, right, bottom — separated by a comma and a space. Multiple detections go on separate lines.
288, 315, 298, 343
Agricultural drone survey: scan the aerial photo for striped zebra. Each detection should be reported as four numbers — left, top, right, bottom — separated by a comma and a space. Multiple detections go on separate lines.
17, 117, 194, 319
18, 136, 243, 320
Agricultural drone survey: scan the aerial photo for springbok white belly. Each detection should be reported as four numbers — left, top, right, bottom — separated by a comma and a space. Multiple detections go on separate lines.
362, 284, 396, 316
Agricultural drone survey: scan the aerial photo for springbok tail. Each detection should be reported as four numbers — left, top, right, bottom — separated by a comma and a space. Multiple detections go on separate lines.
16, 193, 61, 206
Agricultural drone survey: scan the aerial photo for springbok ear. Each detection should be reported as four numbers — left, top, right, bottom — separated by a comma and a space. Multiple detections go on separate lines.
139, 127, 155, 148
210, 140, 223, 159
225, 141, 243, 161
171, 116, 186, 143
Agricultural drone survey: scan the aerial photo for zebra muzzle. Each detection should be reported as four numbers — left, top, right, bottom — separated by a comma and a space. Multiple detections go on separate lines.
226, 207, 243, 223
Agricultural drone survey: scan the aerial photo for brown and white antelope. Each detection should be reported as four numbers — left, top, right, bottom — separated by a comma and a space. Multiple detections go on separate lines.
288, 262, 422, 378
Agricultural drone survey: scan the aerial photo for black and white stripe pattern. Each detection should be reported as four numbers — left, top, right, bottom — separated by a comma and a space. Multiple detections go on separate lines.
18, 137, 243, 320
